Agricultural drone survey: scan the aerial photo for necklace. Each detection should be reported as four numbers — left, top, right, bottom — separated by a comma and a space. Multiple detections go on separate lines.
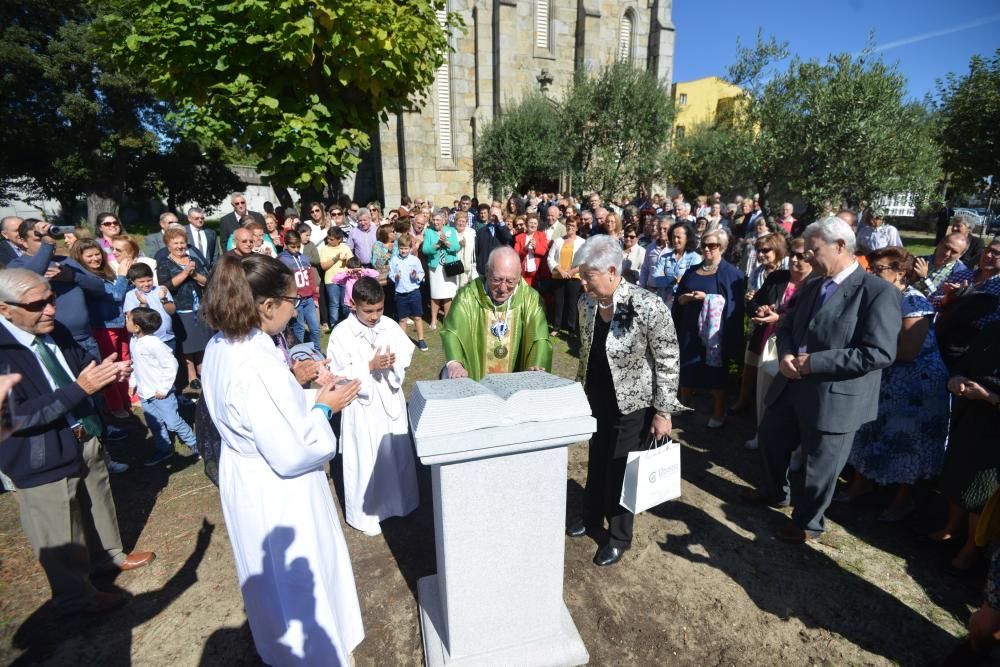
484, 282, 515, 359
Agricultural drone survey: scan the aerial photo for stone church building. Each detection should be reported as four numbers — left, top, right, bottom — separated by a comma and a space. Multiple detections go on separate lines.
349, 0, 676, 207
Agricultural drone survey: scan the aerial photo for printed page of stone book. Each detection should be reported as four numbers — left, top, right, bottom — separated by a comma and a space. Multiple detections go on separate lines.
409, 372, 590, 438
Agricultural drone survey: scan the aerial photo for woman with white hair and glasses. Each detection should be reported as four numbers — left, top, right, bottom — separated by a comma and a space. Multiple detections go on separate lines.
565, 235, 685, 567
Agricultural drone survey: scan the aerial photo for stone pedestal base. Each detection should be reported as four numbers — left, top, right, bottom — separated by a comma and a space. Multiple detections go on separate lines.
418, 574, 588, 666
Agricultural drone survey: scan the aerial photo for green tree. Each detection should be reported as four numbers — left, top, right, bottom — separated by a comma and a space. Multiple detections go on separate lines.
725, 35, 942, 211
112, 0, 463, 193
663, 124, 757, 199
563, 62, 676, 199
474, 94, 566, 196
0, 0, 241, 224
936, 49, 1000, 198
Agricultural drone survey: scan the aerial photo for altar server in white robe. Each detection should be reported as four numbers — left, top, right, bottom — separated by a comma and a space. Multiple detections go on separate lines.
327, 276, 420, 536
201, 254, 364, 666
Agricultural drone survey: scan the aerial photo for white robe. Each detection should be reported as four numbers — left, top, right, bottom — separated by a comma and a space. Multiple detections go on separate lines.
327, 314, 419, 535
202, 329, 364, 666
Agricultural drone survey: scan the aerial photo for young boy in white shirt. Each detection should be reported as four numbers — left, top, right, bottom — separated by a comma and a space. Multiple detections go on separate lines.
126, 307, 197, 466
327, 277, 419, 535
124, 263, 176, 349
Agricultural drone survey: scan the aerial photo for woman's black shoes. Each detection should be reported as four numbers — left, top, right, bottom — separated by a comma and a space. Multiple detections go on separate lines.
565, 518, 587, 538
593, 544, 625, 566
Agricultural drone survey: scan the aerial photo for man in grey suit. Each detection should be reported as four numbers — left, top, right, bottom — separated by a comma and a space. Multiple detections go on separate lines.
747, 216, 902, 543
184, 206, 218, 266
218, 191, 264, 248
143, 211, 178, 258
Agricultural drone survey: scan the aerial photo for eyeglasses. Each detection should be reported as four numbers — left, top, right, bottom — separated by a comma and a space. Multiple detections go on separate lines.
984, 247, 1000, 257
331, 211, 343, 216
310, 208, 322, 213
702, 243, 721, 250
790, 252, 807, 261
233, 200, 246, 206
487, 277, 518, 288
100, 220, 120, 227
4, 294, 55, 312
272, 295, 299, 305
625, 234, 637, 239
870, 264, 895, 274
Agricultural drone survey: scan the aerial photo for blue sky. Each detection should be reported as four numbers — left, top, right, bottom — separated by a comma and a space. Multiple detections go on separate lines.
672, 0, 1000, 101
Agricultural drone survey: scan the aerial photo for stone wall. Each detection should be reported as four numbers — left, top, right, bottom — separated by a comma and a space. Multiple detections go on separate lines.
368, 0, 675, 208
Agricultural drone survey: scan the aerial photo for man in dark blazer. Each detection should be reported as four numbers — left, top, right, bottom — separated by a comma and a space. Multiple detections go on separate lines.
0, 215, 26, 266
474, 204, 514, 274
0, 269, 155, 614
218, 192, 265, 248
184, 206, 219, 266
748, 216, 902, 542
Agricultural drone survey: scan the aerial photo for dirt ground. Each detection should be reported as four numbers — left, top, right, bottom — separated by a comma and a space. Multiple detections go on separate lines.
0, 326, 986, 666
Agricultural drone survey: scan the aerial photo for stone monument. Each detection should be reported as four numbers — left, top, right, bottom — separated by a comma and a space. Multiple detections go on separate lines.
408, 372, 595, 666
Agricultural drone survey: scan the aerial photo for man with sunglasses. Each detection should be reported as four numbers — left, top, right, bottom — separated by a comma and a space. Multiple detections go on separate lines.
219, 192, 264, 248
0, 269, 156, 615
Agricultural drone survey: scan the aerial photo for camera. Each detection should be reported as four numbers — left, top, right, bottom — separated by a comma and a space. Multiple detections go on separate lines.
46, 225, 75, 238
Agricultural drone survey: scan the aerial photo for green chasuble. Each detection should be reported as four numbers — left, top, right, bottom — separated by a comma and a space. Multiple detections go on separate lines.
441, 278, 553, 381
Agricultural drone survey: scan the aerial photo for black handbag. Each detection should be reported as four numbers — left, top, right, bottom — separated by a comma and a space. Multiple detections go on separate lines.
443, 259, 465, 277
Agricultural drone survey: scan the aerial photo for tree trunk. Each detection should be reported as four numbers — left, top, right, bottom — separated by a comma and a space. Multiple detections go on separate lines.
85, 190, 120, 229
270, 184, 295, 210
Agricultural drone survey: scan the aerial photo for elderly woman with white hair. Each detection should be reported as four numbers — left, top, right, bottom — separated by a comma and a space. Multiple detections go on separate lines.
672, 228, 746, 428
565, 235, 685, 567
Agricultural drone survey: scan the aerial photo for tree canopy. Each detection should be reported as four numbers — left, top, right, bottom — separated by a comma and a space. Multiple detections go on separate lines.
0, 0, 242, 224
668, 34, 942, 211
474, 62, 675, 199
936, 48, 1000, 199
112, 0, 463, 193
474, 94, 566, 196
563, 62, 676, 199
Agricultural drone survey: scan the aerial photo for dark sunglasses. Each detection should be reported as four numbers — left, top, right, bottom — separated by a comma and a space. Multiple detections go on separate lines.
790, 252, 807, 260
100, 220, 120, 227
4, 294, 56, 312
702, 243, 721, 250
625, 234, 638, 239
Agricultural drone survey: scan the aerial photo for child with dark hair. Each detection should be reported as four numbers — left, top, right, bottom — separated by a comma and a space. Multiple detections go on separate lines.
319, 226, 354, 326
123, 262, 176, 349
126, 307, 197, 466
277, 230, 322, 352
327, 276, 419, 536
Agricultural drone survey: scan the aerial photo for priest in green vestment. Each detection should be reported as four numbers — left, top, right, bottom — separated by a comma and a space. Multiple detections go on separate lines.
441, 247, 552, 380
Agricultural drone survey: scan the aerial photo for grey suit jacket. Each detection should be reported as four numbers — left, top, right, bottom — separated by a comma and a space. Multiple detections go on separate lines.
144, 232, 166, 258
765, 266, 902, 433
186, 225, 218, 265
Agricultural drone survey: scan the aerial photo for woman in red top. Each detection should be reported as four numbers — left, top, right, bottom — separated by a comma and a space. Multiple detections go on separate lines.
514, 213, 550, 287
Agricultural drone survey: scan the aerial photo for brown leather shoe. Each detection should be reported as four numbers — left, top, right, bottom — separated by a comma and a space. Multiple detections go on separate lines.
81, 591, 128, 615
117, 551, 155, 571
776, 523, 818, 544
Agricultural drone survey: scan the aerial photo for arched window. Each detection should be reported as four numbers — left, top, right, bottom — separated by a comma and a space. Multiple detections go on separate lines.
536, 0, 551, 50
617, 10, 635, 63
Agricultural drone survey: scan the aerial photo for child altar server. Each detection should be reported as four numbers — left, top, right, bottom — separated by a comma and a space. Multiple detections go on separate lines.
327, 276, 419, 536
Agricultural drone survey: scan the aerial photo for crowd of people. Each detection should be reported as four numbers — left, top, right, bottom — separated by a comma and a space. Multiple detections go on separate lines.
2, 184, 1000, 663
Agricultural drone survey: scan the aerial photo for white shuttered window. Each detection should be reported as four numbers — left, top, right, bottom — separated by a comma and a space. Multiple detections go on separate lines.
617, 11, 634, 63
536, 0, 550, 50
435, 9, 453, 161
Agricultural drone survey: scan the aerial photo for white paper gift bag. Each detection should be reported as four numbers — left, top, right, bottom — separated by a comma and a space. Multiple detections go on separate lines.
619, 439, 681, 514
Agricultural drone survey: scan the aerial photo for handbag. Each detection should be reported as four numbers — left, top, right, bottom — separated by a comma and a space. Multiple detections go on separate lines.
619, 437, 681, 514
443, 259, 465, 277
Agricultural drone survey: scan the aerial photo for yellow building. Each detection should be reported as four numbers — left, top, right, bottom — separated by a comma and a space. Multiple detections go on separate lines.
672, 76, 743, 141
